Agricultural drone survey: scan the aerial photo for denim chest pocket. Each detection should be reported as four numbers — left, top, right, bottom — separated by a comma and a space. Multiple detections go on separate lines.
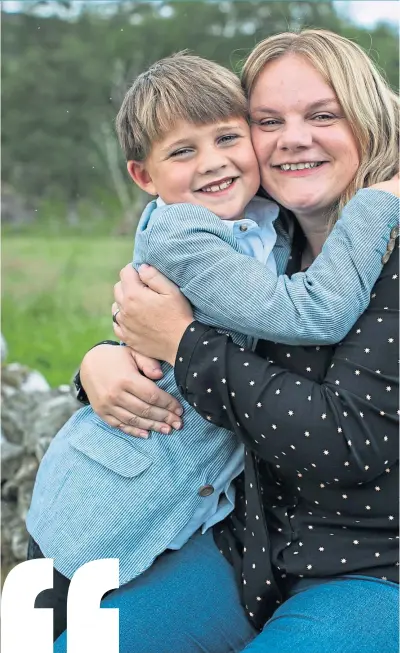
68, 417, 153, 478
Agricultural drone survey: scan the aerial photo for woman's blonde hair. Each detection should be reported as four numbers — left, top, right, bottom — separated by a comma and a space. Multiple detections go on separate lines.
242, 29, 399, 225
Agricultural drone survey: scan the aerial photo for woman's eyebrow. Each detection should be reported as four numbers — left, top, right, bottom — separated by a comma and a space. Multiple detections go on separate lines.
251, 98, 339, 114
306, 98, 340, 111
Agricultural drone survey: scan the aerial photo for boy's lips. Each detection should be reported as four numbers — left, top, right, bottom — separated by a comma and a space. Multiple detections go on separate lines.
196, 176, 238, 193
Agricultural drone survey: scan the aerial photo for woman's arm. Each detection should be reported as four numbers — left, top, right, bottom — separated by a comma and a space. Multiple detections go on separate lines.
140, 188, 398, 345
173, 249, 399, 486
80, 344, 184, 437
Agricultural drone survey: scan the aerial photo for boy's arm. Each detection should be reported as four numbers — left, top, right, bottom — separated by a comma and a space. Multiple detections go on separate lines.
142, 189, 399, 345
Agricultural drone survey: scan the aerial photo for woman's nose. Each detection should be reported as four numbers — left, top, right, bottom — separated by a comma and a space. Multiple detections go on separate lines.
277, 120, 313, 151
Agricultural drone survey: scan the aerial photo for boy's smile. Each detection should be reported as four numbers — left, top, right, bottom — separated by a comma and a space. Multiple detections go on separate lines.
128, 118, 260, 221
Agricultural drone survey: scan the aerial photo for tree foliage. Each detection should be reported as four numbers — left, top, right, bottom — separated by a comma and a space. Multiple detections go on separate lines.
2, 1, 398, 221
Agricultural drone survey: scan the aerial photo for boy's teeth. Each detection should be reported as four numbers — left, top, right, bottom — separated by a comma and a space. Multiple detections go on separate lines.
202, 178, 233, 192
279, 162, 322, 171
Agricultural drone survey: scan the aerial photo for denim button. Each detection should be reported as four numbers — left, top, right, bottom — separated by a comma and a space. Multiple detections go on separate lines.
199, 484, 214, 497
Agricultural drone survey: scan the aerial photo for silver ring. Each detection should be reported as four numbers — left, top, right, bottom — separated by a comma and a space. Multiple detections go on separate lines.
112, 309, 120, 325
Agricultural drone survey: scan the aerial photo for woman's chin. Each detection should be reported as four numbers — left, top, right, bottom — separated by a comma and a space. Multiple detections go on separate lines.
279, 196, 327, 218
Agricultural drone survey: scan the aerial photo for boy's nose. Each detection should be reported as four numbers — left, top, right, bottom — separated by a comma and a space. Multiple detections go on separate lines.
197, 156, 228, 176
196, 143, 231, 175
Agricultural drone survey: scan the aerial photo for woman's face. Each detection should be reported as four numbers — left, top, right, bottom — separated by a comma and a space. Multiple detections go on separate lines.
249, 54, 360, 220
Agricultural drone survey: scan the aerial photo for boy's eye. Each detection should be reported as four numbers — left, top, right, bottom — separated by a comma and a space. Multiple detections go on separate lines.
217, 133, 239, 145
169, 148, 193, 158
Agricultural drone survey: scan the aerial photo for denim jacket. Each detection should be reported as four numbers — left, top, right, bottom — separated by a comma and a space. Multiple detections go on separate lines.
26, 189, 399, 584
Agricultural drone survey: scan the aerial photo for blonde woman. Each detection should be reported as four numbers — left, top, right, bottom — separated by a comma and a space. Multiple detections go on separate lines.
57, 31, 398, 653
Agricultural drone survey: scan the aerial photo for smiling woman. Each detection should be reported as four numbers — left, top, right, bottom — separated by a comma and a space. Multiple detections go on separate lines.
52, 30, 399, 653
245, 31, 398, 227
249, 56, 360, 221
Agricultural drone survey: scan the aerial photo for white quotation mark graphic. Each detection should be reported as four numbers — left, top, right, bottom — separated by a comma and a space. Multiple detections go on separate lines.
67, 559, 119, 652
1, 558, 120, 653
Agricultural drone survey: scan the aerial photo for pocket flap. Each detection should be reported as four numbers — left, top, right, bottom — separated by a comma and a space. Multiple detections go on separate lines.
69, 419, 153, 478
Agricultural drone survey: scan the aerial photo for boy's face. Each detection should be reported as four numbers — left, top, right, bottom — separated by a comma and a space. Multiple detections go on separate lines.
128, 117, 260, 220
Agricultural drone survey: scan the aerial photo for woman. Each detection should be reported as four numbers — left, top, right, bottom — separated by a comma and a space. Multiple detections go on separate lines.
59, 30, 399, 652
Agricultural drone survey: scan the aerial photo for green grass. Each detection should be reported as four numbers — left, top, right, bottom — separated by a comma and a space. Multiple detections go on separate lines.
2, 236, 134, 386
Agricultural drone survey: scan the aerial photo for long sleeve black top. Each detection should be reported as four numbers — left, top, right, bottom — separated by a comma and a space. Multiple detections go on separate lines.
174, 232, 399, 630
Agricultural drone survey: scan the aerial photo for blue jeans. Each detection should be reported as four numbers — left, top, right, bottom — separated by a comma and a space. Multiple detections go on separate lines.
54, 531, 398, 653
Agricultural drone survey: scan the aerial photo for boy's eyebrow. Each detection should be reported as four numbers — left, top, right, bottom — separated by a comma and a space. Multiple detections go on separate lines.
213, 123, 246, 134
159, 123, 246, 154
159, 137, 193, 154
251, 98, 339, 115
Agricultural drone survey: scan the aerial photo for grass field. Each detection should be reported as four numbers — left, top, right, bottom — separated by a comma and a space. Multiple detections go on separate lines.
2, 236, 134, 386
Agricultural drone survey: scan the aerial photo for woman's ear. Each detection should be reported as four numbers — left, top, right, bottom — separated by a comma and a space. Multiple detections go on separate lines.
127, 161, 157, 195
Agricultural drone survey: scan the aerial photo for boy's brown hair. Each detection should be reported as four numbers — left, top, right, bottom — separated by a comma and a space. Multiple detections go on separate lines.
116, 51, 248, 161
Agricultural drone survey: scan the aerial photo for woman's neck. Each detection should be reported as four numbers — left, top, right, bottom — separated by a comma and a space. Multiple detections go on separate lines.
295, 212, 329, 267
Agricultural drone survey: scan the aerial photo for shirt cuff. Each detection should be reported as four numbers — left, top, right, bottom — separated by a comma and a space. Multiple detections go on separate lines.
353, 188, 400, 230
174, 321, 211, 396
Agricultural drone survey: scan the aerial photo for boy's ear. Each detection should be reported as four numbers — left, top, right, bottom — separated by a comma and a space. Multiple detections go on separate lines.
127, 161, 157, 195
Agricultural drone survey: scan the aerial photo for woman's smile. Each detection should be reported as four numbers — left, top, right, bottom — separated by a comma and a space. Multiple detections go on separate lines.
272, 161, 328, 177
250, 53, 360, 220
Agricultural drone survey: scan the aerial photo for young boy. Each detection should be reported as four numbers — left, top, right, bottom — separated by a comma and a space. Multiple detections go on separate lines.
26, 53, 393, 631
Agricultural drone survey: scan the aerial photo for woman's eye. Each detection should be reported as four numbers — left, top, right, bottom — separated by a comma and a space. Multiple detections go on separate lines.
312, 113, 336, 121
251, 118, 281, 129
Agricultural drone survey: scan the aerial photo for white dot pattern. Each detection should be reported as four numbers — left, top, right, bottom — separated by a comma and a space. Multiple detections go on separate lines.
175, 234, 399, 629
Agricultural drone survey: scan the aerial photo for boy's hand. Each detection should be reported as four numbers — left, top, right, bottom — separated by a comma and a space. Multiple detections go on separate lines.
112, 264, 194, 366
80, 344, 183, 438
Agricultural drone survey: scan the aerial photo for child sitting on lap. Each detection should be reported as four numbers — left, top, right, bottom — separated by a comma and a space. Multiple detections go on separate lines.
26, 53, 388, 636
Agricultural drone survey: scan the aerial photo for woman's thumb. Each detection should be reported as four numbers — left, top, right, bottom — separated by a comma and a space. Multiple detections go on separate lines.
138, 264, 178, 294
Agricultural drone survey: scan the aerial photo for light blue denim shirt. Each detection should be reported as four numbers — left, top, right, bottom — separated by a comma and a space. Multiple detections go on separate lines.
161, 195, 279, 547
26, 189, 399, 584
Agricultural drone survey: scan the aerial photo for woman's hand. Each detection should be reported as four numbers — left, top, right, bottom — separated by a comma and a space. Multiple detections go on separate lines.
112, 264, 194, 365
80, 344, 183, 438
370, 173, 399, 197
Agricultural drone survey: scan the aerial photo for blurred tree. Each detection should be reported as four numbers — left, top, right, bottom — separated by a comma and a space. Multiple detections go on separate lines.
2, 1, 398, 225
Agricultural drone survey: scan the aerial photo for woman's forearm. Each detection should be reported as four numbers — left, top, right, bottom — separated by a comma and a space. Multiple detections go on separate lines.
174, 248, 398, 485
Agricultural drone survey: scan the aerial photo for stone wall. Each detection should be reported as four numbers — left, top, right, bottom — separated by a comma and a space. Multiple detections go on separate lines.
1, 335, 80, 578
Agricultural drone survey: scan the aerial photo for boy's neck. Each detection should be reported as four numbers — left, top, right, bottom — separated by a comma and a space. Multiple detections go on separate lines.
156, 195, 246, 222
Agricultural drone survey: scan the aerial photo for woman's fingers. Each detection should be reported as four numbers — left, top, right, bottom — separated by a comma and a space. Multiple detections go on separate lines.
80, 343, 183, 423
113, 321, 124, 341
114, 280, 124, 307
117, 370, 183, 417
137, 264, 180, 295
103, 402, 180, 437
132, 352, 163, 380
104, 413, 149, 439
114, 390, 183, 429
